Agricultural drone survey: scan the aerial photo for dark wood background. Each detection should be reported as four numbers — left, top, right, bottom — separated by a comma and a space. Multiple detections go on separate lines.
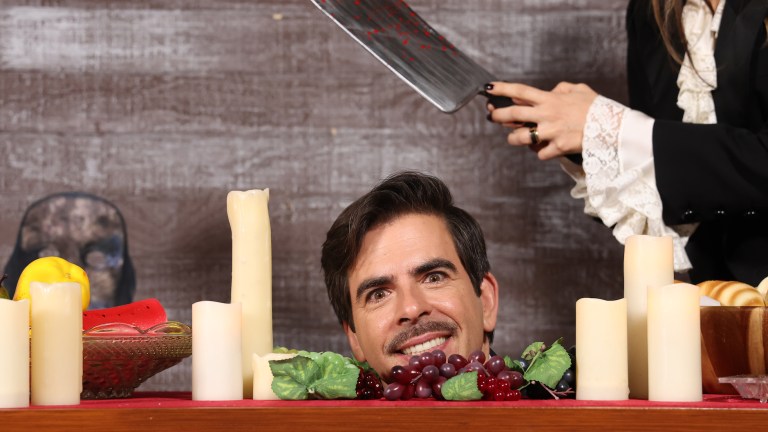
0, 0, 631, 390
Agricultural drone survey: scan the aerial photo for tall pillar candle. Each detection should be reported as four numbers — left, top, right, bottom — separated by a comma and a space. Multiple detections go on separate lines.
192, 301, 243, 401
228, 189, 273, 398
252, 352, 297, 400
647, 283, 702, 402
30, 281, 83, 406
575, 298, 629, 400
0, 299, 30, 408
624, 235, 673, 399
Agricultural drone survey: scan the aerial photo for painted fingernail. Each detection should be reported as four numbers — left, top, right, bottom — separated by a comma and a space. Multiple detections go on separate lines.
484, 83, 494, 91
486, 113, 493, 122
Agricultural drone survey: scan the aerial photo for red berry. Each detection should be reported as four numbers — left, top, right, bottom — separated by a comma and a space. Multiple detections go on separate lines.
468, 350, 486, 364
494, 389, 506, 401
419, 352, 435, 366
432, 376, 447, 400
391, 365, 410, 384
507, 389, 522, 401
447, 353, 468, 369
383, 383, 404, 400
432, 350, 447, 367
355, 369, 384, 400
401, 383, 416, 400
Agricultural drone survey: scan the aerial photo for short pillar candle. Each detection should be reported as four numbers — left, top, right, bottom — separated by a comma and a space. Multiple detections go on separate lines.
192, 301, 243, 401
30, 281, 83, 406
647, 283, 702, 402
576, 298, 629, 400
0, 299, 30, 408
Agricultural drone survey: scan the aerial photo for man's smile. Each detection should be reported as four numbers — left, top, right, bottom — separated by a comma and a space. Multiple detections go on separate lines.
401, 335, 448, 356
386, 320, 458, 356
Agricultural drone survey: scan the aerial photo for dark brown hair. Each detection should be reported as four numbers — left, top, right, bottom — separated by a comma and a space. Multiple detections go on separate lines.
650, 0, 768, 65
321, 171, 493, 342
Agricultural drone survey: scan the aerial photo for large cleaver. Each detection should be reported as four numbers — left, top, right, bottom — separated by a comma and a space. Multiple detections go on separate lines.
310, 0, 512, 113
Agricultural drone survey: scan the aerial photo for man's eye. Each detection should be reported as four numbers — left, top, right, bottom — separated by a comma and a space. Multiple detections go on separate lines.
425, 272, 446, 284
366, 288, 389, 303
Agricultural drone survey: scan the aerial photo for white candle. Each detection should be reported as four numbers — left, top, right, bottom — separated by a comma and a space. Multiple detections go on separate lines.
0, 299, 30, 408
575, 298, 629, 400
624, 235, 673, 399
228, 189, 273, 398
252, 353, 297, 400
647, 283, 702, 402
30, 282, 82, 406
192, 301, 243, 401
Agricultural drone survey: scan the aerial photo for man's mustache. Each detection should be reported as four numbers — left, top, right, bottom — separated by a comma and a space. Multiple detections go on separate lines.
385, 320, 458, 353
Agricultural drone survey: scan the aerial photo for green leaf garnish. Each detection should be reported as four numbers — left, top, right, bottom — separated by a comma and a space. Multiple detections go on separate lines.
269, 351, 362, 400
310, 371, 360, 399
503, 355, 526, 373
348, 358, 375, 372
521, 342, 546, 361
270, 356, 320, 400
307, 351, 360, 399
442, 371, 483, 401
522, 340, 571, 389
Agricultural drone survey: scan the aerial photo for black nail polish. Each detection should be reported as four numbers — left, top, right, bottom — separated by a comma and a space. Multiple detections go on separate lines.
486, 113, 493, 122
484, 83, 494, 91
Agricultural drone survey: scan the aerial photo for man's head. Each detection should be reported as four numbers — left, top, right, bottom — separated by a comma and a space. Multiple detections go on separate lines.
321, 171, 499, 380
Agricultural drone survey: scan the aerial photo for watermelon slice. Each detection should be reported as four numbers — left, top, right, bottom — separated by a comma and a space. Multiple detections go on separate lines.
82, 298, 167, 330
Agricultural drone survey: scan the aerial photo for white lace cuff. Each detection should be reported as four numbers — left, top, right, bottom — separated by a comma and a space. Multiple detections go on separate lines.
565, 96, 695, 272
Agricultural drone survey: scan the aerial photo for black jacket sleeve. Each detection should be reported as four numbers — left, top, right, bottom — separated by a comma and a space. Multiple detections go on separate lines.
627, 0, 768, 225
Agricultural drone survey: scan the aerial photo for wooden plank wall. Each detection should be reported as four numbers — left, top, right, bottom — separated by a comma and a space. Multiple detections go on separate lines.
0, 0, 631, 391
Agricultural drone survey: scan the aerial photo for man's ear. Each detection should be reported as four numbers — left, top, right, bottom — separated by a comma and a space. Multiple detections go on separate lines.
343, 321, 366, 362
480, 272, 499, 334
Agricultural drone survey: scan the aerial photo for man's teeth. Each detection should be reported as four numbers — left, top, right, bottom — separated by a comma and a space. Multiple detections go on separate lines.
402, 337, 447, 356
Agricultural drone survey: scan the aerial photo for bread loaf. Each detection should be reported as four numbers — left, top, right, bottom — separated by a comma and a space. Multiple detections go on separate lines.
757, 276, 768, 303
698, 280, 766, 306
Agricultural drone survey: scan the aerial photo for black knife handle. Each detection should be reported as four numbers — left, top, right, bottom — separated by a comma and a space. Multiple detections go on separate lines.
484, 93, 514, 109
479, 91, 514, 109
480, 91, 583, 165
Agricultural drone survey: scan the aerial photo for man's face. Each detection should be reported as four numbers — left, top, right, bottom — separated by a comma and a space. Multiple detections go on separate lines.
344, 213, 498, 381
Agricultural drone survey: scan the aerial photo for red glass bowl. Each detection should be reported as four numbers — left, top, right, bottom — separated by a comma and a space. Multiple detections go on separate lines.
81, 321, 191, 399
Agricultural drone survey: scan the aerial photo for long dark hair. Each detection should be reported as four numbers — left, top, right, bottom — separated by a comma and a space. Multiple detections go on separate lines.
651, 0, 768, 65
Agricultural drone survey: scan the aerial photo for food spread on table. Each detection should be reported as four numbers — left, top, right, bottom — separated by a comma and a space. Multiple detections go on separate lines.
2, 201, 768, 407
267, 341, 574, 402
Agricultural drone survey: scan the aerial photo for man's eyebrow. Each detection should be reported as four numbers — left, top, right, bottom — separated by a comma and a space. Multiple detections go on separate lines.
411, 258, 457, 277
355, 275, 393, 304
353, 259, 458, 304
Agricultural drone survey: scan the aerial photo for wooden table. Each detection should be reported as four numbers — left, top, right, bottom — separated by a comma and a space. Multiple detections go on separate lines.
2, 392, 767, 432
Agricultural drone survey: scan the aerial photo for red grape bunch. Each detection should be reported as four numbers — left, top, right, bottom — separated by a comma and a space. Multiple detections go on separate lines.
383, 349, 523, 401
356, 368, 384, 400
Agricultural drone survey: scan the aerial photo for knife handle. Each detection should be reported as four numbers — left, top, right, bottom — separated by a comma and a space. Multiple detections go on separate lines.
480, 91, 583, 165
480, 91, 514, 109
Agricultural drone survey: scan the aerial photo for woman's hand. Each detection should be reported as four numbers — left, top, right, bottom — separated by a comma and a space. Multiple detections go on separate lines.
485, 81, 598, 160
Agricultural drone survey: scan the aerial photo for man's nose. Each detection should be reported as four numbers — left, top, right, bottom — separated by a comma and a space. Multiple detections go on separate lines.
397, 285, 431, 325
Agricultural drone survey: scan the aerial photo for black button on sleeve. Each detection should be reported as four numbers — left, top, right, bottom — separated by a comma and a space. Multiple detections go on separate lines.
681, 209, 696, 222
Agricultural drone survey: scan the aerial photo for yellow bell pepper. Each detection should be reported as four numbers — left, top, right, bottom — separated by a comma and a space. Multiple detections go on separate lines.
14, 256, 90, 311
